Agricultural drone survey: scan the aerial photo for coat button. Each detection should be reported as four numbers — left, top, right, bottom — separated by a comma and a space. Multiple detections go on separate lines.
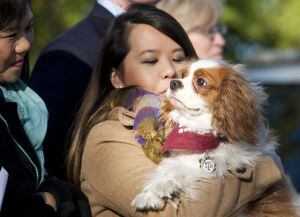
236, 166, 246, 173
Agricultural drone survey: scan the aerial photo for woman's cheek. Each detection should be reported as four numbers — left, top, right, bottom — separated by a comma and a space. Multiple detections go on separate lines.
188, 33, 211, 58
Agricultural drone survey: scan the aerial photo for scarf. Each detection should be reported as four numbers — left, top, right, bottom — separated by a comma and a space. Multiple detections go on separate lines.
0, 79, 48, 183
125, 88, 165, 163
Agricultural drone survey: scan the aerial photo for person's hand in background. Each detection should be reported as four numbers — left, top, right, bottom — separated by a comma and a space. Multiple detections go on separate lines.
39, 177, 91, 217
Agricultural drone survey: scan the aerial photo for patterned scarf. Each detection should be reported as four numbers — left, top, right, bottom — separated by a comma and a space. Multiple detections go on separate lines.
125, 88, 165, 163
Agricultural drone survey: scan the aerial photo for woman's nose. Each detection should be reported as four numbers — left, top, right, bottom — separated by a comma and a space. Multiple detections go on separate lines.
14, 35, 33, 54
162, 62, 176, 79
213, 32, 226, 46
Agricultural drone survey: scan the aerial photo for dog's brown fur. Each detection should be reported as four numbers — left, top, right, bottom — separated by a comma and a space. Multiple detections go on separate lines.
211, 68, 263, 145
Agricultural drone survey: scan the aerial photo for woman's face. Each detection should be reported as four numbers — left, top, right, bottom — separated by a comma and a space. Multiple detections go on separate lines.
187, 11, 225, 60
112, 24, 187, 96
0, 7, 34, 83
188, 30, 225, 60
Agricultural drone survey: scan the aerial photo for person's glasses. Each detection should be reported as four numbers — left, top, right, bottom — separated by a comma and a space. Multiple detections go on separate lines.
192, 24, 227, 38
205, 24, 227, 36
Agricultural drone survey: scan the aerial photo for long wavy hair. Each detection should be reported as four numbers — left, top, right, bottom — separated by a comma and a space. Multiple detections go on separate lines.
67, 3, 197, 185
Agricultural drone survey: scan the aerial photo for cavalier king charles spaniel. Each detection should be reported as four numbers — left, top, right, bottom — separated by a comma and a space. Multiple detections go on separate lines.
131, 60, 299, 216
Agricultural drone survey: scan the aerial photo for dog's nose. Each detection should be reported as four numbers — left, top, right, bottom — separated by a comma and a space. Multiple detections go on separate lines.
170, 80, 182, 91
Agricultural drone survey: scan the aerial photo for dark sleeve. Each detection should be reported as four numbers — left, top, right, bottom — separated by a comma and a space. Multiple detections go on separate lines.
1, 189, 57, 217
28, 50, 92, 179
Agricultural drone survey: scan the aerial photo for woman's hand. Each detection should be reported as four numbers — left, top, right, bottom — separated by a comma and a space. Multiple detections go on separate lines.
39, 177, 91, 217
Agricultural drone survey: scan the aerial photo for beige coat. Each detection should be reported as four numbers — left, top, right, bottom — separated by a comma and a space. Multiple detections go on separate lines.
80, 107, 282, 217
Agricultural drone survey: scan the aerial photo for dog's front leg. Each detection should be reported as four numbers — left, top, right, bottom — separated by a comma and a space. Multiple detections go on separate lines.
131, 158, 184, 211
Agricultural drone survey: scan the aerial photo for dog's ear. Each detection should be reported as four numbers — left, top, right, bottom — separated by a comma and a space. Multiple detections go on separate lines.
160, 99, 175, 126
212, 66, 265, 145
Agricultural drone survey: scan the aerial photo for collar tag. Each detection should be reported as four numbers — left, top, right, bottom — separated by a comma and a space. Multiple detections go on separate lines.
199, 152, 216, 173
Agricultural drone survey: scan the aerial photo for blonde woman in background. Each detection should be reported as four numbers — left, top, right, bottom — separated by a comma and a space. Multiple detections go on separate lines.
157, 0, 226, 59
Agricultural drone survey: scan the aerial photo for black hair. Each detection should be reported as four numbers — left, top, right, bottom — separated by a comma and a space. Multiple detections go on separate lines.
0, 0, 30, 31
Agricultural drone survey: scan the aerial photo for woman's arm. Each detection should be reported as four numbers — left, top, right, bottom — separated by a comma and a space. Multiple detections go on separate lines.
81, 120, 283, 217
81, 127, 180, 216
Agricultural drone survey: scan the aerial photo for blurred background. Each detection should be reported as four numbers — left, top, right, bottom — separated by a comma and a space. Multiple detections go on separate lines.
30, 0, 300, 191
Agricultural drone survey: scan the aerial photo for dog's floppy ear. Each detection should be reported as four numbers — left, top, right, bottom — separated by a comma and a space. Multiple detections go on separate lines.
212, 65, 265, 145
160, 99, 176, 129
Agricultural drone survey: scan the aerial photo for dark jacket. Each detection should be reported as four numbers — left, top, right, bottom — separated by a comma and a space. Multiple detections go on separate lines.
0, 91, 56, 217
0, 90, 91, 217
28, 3, 114, 179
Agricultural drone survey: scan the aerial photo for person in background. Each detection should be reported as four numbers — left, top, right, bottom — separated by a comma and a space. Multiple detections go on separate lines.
28, 0, 160, 180
67, 4, 283, 216
157, 0, 226, 60
0, 0, 90, 216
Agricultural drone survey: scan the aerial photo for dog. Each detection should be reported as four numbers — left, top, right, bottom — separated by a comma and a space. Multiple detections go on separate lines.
131, 60, 299, 216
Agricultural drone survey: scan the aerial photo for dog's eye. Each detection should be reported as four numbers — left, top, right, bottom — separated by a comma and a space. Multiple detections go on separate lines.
196, 78, 207, 87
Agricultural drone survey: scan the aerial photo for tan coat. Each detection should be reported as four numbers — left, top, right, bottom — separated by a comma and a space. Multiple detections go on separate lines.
80, 107, 282, 217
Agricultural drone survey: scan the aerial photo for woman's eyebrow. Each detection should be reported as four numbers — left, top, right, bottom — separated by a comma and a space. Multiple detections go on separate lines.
139, 49, 157, 56
172, 48, 184, 53
2, 17, 34, 33
4, 26, 17, 32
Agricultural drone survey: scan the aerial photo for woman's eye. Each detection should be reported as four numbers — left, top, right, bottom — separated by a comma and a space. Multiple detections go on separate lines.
142, 59, 158, 64
173, 56, 186, 63
196, 78, 207, 87
26, 24, 33, 32
4, 32, 17, 39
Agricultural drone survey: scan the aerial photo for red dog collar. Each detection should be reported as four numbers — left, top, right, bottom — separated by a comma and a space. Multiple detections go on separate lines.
161, 124, 221, 153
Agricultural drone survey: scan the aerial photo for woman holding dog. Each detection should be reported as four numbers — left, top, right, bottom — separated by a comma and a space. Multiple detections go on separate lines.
67, 4, 288, 217
0, 0, 91, 216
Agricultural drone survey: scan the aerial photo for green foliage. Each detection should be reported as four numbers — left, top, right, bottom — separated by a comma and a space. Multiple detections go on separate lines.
222, 0, 300, 48
30, 0, 92, 63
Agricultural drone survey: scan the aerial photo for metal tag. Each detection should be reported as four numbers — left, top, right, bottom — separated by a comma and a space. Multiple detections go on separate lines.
199, 152, 216, 173
202, 158, 216, 173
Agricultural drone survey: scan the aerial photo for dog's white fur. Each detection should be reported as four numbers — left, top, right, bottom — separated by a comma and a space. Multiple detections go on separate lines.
131, 60, 279, 211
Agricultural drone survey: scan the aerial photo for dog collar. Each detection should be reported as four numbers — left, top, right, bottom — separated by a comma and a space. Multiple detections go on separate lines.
161, 124, 221, 153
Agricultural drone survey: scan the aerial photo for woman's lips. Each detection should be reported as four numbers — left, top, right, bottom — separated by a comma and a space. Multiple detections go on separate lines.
11, 59, 24, 68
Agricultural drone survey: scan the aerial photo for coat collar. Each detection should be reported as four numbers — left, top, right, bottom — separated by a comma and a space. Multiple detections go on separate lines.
110, 107, 135, 127
90, 2, 115, 21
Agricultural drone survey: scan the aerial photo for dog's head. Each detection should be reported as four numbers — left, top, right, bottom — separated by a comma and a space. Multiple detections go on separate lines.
163, 59, 267, 145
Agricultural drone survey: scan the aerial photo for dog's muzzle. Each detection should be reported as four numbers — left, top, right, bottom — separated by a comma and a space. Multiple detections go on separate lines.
170, 79, 183, 91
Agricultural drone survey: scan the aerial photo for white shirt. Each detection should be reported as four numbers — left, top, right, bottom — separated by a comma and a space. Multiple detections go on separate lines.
97, 0, 126, 17
0, 167, 8, 211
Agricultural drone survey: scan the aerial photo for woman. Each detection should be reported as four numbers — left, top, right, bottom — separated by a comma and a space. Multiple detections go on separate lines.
157, 0, 226, 60
68, 4, 283, 217
0, 1, 90, 216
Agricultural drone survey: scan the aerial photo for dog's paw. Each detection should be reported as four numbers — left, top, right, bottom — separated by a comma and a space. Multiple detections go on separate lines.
131, 192, 165, 211
156, 179, 181, 199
